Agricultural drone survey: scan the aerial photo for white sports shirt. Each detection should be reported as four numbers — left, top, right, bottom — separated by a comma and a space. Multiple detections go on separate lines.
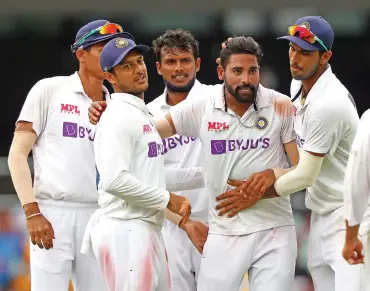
94, 93, 170, 227
17, 73, 108, 204
291, 66, 359, 215
344, 109, 370, 235
147, 80, 209, 220
170, 84, 295, 235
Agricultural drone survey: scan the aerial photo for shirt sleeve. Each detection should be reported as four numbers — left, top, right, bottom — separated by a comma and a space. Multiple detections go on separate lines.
17, 78, 58, 136
344, 110, 370, 226
303, 103, 343, 155
170, 98, 207, 138
165, 166, 204, 192
273, 93, 296, 144
96, 104, 170, 210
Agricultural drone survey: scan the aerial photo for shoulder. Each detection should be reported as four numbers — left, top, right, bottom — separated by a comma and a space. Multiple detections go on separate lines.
146, 95, 166, 114
29, 76, 70, 97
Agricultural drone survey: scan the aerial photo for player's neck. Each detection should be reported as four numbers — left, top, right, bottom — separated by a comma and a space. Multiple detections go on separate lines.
166, 91, 189, 106
78, 70, 104, 102
302, 65, 329, 97
225, 91, 252, 117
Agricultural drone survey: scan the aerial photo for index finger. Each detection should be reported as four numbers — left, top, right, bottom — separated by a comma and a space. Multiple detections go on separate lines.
227, 179, 244, 187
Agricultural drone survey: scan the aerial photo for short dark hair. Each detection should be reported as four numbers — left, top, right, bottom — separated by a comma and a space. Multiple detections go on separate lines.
152, 29, 200, 62
220, 36, 263, 68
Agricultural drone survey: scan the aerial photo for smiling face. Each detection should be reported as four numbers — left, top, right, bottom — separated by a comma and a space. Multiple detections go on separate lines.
156, 46, 200, 93
105, 50, 149, 95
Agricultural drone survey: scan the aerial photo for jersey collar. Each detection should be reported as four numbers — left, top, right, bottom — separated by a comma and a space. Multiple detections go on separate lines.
111, 93, 149, 114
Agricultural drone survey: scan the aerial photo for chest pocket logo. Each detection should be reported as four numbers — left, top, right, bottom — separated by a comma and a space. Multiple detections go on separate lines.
255, 116, 269, 130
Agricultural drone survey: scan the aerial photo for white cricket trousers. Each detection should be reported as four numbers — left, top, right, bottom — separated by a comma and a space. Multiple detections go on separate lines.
197, 225, 297, 291
308, 207, 362, 291
360, 231, 370, 291
30, 200, 104, 291
90, 215, 171, 291
162, 219, 202, 291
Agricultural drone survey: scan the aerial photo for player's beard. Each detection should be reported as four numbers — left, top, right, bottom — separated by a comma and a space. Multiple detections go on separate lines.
224, 78, 258, 104
291, 60, 320, 81
164, 75, 196, 93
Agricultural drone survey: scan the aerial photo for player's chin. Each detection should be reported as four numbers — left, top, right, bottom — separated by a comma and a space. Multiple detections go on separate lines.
135, 82, 149, 92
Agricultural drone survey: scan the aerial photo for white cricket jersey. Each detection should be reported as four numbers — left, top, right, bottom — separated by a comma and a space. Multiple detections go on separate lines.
94, 93, 170, 227
147, 80, 209, 220
290, 66, 359, 215
17, 72, 108, 203
344, 109, 370, 234
170, 84, 295, 235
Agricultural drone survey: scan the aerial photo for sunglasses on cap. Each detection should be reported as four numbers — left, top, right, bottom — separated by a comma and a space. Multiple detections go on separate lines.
71, 23, 123, 52
288, 25, 329, 51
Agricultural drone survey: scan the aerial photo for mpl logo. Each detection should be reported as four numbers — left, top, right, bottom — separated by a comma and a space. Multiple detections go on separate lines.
61, 104, 80, 115
296, 133, 305, 148
208, 122, 229, 131
62, 122, 94, 141
143, 124, 153, 135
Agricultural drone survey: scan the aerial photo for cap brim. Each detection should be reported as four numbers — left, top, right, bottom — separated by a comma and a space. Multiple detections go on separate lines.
277, 35, 319, 51
82, 32, 135, 50
111, 44, 151, 69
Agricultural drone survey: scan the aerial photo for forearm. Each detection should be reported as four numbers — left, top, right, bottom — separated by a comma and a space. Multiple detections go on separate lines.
165, 209, 183, 226
345, 220, 360, 241
8, 132, 37, 207
101, 170, 170, 210
261, 186, 280, 199
165, 167, 204, 192
155, 116, 176, 139
274, 151, 324, 197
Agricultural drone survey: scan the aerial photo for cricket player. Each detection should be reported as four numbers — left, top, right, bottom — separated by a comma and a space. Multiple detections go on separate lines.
81, 37, 191, 291
342, 109, 370, 289
88, 29, 210, 290
7, 20, 133, 291
155, 36, 300, 291
148, 29, 209, 291
220, 17, 361, 291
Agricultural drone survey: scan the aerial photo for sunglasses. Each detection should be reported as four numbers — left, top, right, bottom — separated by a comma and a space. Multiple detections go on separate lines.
288, 25, 328, 51
72, 23, 123, 52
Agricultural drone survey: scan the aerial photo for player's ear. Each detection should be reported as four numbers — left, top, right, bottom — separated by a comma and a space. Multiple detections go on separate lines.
195, 58, 201, 73
217, 64, 225, 81
75, 48, 87, 62
156, 62, 162, 75
320, 50, 332, 65
104, 71, 115, 85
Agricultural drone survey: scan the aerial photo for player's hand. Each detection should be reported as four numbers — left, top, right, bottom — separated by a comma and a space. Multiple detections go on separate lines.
216, 37, 233, 65
89, 101, 107, 125
215, 180, 260, 217
342, 237, 364, 265
180, 219, 209, 254
167, 193, 191, 224
236, 169, 276, 200
26, 213, 55, 250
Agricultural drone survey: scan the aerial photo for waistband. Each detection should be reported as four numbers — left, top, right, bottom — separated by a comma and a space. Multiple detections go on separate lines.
37, 199, 99, 209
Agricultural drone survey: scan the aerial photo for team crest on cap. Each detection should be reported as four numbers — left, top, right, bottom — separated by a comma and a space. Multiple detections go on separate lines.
255, 116, 269, 130
298, 21, 311, 30
115, 38, 128, 48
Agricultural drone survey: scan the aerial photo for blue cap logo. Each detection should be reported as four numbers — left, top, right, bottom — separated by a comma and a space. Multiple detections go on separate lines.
115, 38, 129, 48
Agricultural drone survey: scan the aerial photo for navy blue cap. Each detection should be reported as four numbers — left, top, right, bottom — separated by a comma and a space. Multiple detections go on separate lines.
100, 37, 150, 72
278, 16, 334, 51
71, 20, 134, 53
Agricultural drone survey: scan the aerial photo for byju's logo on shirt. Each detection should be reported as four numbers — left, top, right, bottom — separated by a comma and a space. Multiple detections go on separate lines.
210, 138, 270, 155
61, 104, 80, 115
208, 122, 229, 131
62, 122, 94, 141
148, 142, 164, 158
162, 136, 197, 154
